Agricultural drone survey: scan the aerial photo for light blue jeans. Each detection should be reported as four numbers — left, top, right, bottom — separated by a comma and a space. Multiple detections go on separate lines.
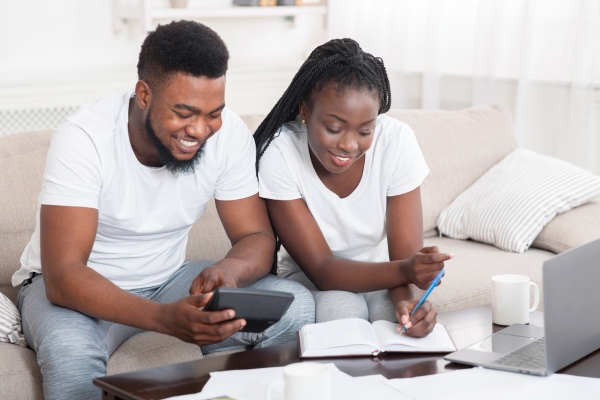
17, 261, 315, 400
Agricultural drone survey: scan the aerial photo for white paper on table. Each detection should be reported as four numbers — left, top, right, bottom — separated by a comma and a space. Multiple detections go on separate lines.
164, 363, 401, 400
350, 374, 412, 399
386, 367, 600, 400
512, 373, 600, 400
162, 366, 287, 400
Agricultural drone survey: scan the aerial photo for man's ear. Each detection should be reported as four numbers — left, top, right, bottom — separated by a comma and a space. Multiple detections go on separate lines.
135, 80, 152, 111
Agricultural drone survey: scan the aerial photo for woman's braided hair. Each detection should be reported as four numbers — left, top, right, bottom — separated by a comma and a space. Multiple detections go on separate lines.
254, 38, 392, 274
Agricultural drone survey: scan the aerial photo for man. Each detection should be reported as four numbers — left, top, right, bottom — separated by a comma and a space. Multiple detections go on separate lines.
12, 21, 314, 399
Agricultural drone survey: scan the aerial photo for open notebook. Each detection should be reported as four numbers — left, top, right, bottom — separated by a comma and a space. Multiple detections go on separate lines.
299, 318, 456, 358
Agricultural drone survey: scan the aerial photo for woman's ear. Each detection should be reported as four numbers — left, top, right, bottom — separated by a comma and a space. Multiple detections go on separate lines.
299, 100, 310, 123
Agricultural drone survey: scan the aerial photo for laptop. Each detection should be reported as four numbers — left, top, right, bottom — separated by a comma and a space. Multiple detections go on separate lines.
444, 237, 600, 375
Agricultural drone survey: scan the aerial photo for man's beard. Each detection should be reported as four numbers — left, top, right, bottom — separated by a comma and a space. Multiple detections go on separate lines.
143, 111, 205, 175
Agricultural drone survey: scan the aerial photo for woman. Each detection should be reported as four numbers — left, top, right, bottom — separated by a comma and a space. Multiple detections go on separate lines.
255, 39, 453, 337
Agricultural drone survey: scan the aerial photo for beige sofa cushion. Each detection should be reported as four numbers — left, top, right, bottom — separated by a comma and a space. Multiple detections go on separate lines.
106, 332, 203, 376
0, 131, 52, 304
239, 114, 266, 134
424, 237, 553, 313
0, 343, 42, 400
532, 197, 600, 254
388, 106, 518, 233
185, 197, 231, 262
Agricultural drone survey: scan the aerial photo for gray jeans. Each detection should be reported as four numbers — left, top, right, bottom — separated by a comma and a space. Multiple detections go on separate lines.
17, 261, 315, 400
280, 269, 397, 323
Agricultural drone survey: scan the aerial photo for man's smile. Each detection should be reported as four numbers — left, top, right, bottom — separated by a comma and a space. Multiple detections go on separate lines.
173, 135, 203, 154
177, 137, 199, 147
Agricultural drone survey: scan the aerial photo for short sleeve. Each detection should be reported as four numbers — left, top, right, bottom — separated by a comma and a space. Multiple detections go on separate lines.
213, 118, 259, 201
258, 143, 302, 201
40, 123, 102, 209
387, 124, 429, 197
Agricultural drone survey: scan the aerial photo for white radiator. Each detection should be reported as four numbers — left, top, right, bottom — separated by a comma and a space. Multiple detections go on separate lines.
0, 106, 80, 137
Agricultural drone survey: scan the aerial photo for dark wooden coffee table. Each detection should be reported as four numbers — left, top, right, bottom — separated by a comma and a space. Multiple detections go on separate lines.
94, 305, 600, 400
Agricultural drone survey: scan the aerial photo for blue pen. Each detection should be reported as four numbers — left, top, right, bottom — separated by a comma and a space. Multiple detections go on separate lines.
399, 268, 445, 335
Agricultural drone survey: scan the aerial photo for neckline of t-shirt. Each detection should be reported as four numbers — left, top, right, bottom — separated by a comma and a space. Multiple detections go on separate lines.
121, 90, 167, 174
300, 126, 372, 204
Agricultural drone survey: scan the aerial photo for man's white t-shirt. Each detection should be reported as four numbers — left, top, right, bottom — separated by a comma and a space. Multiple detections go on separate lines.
13, 89, 258, 289
258, 115, 429, 277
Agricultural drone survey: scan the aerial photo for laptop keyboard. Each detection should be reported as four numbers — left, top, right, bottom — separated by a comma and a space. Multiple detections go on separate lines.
492, 337, 546, 370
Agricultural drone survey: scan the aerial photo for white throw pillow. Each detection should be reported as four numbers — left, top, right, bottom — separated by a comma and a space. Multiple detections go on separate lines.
438, 148, 600, 253
0, 292, 27, 347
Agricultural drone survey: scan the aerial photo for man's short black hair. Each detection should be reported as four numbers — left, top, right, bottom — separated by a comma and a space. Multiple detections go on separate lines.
137, 20, 229, 89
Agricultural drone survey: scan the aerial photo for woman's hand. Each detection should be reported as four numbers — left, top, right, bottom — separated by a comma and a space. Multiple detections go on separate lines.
395, 300, 437, 338
403, 246, 453, 290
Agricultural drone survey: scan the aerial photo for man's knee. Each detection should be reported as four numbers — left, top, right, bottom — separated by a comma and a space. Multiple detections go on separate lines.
37, 323, 107, 368
23, 298, 107, 373
35, 323, 107, 400
254, 275, 316, 328
280, 279, 315, 328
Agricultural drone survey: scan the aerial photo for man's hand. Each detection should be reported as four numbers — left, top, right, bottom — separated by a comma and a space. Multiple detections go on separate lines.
403, 246, 453, 290
190, 264, 237, 295
395, 300, 437, 338
159, 292, 246, 345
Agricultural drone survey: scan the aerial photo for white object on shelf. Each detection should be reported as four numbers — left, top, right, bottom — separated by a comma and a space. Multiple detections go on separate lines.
112, 0, 327, 32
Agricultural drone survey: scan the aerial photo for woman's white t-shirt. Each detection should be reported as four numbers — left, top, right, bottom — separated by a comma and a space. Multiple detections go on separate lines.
258, 115, 429, 276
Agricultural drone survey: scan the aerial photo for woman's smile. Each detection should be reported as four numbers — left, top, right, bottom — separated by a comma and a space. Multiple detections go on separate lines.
328, 151, 354, 167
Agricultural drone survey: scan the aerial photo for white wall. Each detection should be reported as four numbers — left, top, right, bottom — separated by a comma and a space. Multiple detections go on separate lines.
0, 0, 326, 134
327, 0, 600, 173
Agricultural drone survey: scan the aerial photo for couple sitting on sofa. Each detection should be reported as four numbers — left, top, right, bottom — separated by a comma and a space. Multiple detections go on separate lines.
12, 20, 452, 399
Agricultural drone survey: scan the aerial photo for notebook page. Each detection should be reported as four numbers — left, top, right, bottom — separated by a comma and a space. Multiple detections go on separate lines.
302, 318, 378, 351
372, 321, 456, 352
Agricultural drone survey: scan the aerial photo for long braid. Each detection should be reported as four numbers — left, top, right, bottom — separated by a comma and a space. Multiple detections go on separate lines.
255, 38, 392, 275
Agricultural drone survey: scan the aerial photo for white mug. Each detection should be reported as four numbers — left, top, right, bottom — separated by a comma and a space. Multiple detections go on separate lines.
266, 362, 331, 400
491, 274, 540, 325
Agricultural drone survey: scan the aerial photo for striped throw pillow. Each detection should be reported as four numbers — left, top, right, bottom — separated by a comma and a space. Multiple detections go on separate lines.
0, 292, 27, 347
438, 148, 600, 253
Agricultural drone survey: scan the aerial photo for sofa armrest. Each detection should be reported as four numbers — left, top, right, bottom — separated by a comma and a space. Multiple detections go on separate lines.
532, 197, 600, 254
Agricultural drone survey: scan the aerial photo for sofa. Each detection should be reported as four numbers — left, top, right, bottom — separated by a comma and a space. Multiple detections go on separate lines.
1, 105, 598, 399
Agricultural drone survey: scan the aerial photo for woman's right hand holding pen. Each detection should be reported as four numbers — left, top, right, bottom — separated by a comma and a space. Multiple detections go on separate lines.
402, 246, 454, 290
396, 300, 437, 337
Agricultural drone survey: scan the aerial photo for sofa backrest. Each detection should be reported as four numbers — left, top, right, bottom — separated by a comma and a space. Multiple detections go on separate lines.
1, 131, 53, 303
386, 105, 517, 234
0, 106, 517, 304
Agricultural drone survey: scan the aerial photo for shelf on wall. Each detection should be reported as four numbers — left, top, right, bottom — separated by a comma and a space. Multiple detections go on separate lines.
112, 0, 327, 32
151, 5, 326, 20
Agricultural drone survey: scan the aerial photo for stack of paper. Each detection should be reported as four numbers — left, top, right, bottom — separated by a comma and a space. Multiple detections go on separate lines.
164, 364, 401, 400
386, 367, 600, 400
165, 365, 600, 400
